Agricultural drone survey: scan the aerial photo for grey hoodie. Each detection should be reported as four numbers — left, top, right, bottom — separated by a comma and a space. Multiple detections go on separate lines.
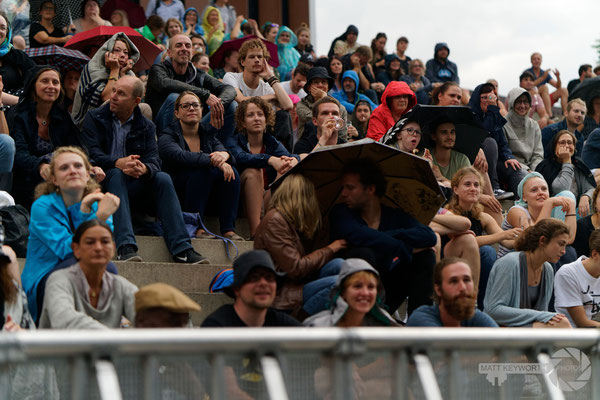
303, 259, 399, 327
503, 87, 544, 171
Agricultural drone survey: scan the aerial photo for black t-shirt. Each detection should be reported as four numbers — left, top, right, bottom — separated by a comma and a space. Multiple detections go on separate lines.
201, 304, 301, 327
29, 22, 67, 48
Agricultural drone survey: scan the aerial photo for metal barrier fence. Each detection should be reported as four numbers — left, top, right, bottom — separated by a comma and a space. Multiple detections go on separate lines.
0, 328, 599, 400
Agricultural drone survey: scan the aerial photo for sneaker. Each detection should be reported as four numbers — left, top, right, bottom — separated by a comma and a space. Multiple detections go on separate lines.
173, 248, 210, 264
493, 188, 514, 200
117, 245, 143, 262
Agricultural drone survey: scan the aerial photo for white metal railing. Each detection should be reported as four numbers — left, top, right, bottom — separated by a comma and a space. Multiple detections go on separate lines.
0, 328, 598, 400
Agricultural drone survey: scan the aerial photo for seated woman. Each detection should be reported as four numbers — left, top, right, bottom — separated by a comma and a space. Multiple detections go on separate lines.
327, 55, 344, 96
163, 17, 183, 47
294, 24, 316, 59
110, 9, 130, 27
71, 32, 140, 128
12, 66, 100, 207
21, 147, 119, 322
484, 219, 572, 328
573, 186, 600, 256
70, 0, 112, 34
29, 1, 70, 48
202, 6, 225, 55
39, 219, 137, 329
276, 26, 301, 81
536, 130, 596, 218
400, 59, 432, 105
253, 174, 345, 317
497, 172, 577, 262
366, 81, 416, 141
350, 100, 372, 140
446, 167, 523, 307
159, 91, 242, 240
304, 258, 396, 327
182, 7, 204, 36
375, 54, 403, 86
227, 97, 299, 237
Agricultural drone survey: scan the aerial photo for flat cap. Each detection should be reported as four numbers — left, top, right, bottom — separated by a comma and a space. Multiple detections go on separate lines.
135, 283, 201, 313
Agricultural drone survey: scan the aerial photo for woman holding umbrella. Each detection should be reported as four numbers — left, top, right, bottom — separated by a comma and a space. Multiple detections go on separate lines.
71, 0, 112, 34
29, 1, 69, 48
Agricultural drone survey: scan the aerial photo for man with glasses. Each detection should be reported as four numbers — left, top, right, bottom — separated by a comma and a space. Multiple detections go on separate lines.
146, 34, 236, 135
81, 76, 209, 264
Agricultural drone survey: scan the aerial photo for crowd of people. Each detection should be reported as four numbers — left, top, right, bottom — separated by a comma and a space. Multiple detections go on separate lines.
1, 0, 600, 397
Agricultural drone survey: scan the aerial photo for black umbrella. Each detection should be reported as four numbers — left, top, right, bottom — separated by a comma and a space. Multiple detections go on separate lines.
270, 139, 445, 226
380, 105, 488, 163
30, 0, 106, 29
568, 76, 600, 104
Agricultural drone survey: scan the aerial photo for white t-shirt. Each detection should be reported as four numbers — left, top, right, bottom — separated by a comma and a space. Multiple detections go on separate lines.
222, 72, 274, 97
554, 256, 600, 326
281, 80, 307, 99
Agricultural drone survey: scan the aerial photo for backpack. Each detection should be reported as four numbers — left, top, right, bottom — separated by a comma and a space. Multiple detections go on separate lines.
0, 205, 30, 258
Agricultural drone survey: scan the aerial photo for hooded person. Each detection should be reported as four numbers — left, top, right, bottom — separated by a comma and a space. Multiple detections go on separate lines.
332, 70, 377, 114
366, 81, 416, 141
351, 99, 372, 140
181, 7, 205, 36
503, 87, 544, 172
375, 53, 404, 86
425, 42, 459, 84
202, 6, 225, 55
275, 26, 301, 81
71, 33, 140, 128
328, 24, 359, 58
303, 258, 398, 327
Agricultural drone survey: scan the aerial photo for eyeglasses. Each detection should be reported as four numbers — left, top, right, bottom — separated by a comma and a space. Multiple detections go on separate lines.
246, 271, 276, 283
401, 127, 421, 136
179, 102, 201, 110
557, 140, 574, 146
514, 99, 530, 105
42, 5, 55, 11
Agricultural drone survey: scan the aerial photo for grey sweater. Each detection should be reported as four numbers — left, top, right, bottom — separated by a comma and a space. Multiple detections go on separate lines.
39, 264, 137, 329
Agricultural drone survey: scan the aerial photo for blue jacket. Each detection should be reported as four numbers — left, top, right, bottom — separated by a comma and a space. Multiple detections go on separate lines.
182, 8, 205, 35
425, 43, 459, 84
332, 70, 377, 114
469, 84, 514, 161
225, 131, 299, 184
540, 120, 584, 158
21, 193, 113, 321
330, 203, 436, 270
158, 120, 234, 173
79, 103, 161, 179
582, 127, 600, 169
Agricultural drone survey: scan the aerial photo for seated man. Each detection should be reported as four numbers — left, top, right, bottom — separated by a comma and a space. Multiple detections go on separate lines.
554, 230, 600, 328
341, 45, 382, 103
281, 63, 309, 99
541, 98, 586, 157
135, 282, 201, 328
366, 81, 416, 141
294, 97, 346, 155
519, 71, 550, 128
567, 64, 593, 94
330, 159, 437, 315
332, 70, 377, 114
146, 34, 236, 135
407, 257, 498, 327
525, 52, 568, 116
425, 42, 459, 85
80, 76, 209, 264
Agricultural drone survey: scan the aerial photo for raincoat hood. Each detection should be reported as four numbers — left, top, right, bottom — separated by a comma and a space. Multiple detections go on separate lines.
202, 6, 224, 36
384, 53, 401, 70
468, 83, 496, 116
506, 87, 531, 110
341, 70, 359, 96
276, 26, 298, 49
381, 81, 417, 111
434, 42, 450, 58
182, 7, 204, 35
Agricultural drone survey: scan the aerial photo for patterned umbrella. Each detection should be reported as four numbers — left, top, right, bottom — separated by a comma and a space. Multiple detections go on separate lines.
30, 0, 106, 29
25, 45, 91, 75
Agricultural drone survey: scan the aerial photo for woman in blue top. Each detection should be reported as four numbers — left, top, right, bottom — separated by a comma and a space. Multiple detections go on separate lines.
20, 146, 120, 322
227, 97, 299, 237
275, 26, 300, 81
182, 7, 204, 36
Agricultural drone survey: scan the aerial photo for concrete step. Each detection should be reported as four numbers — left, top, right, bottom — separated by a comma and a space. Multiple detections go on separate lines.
187, 292, 233, 325
203, 216, 251, 241
116, 261, 229, 293
134, 236, 253, 265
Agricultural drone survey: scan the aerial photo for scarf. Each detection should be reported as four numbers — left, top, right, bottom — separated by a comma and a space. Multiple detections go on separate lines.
0, 28, 13, 57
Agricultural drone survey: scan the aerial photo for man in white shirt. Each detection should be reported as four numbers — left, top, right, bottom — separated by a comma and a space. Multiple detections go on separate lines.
555, 230, 600, 327
222, 39, 292, 111
281, 64, 309, 99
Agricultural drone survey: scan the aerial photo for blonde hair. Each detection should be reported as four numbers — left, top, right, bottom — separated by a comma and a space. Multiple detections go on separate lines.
446, 167, 484, 219
34, 146, 99, 200
342, 270, 378, 295
269, 174, 321, 237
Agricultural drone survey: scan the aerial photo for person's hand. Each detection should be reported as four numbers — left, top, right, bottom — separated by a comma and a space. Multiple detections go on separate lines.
483, 92, 498, 106
116, 155, 147, 178
4, 315, 21, 332
553, 69, 560, 78
0, 75, 5, 98
210, 151, 229, 167
268, 156, 290, 174
104, 51, 120, 72
551, 196, 574, 213
219, 162, 235, 182
473, 148, 488, 173
208, 24, 219, 37
310, 86, 327, 101
206, 94, 225, 129
371, 82, 385, 92
318, 117, 337, 145
555, 143, 572, 164
327, 239, 347, 253
80, 188, 104, 213
248, 19, 259, 32
423, 148, 433, 161
258, 57, 274, 79
579, 196, 590, 217
347, 124, 358, 138
504, 158, 521, 170
409, 82, 421, 91
96, 192, 120, 221
350, 53, 361, 68
121, 59, 135, 76
186, 22, 194, 32
279, 156, 298, 174
39, 163, 51, 180
90, 166, 105, 182
502, 227, 524, 241
479, 194, 502, 214
547, 313, 567, 326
